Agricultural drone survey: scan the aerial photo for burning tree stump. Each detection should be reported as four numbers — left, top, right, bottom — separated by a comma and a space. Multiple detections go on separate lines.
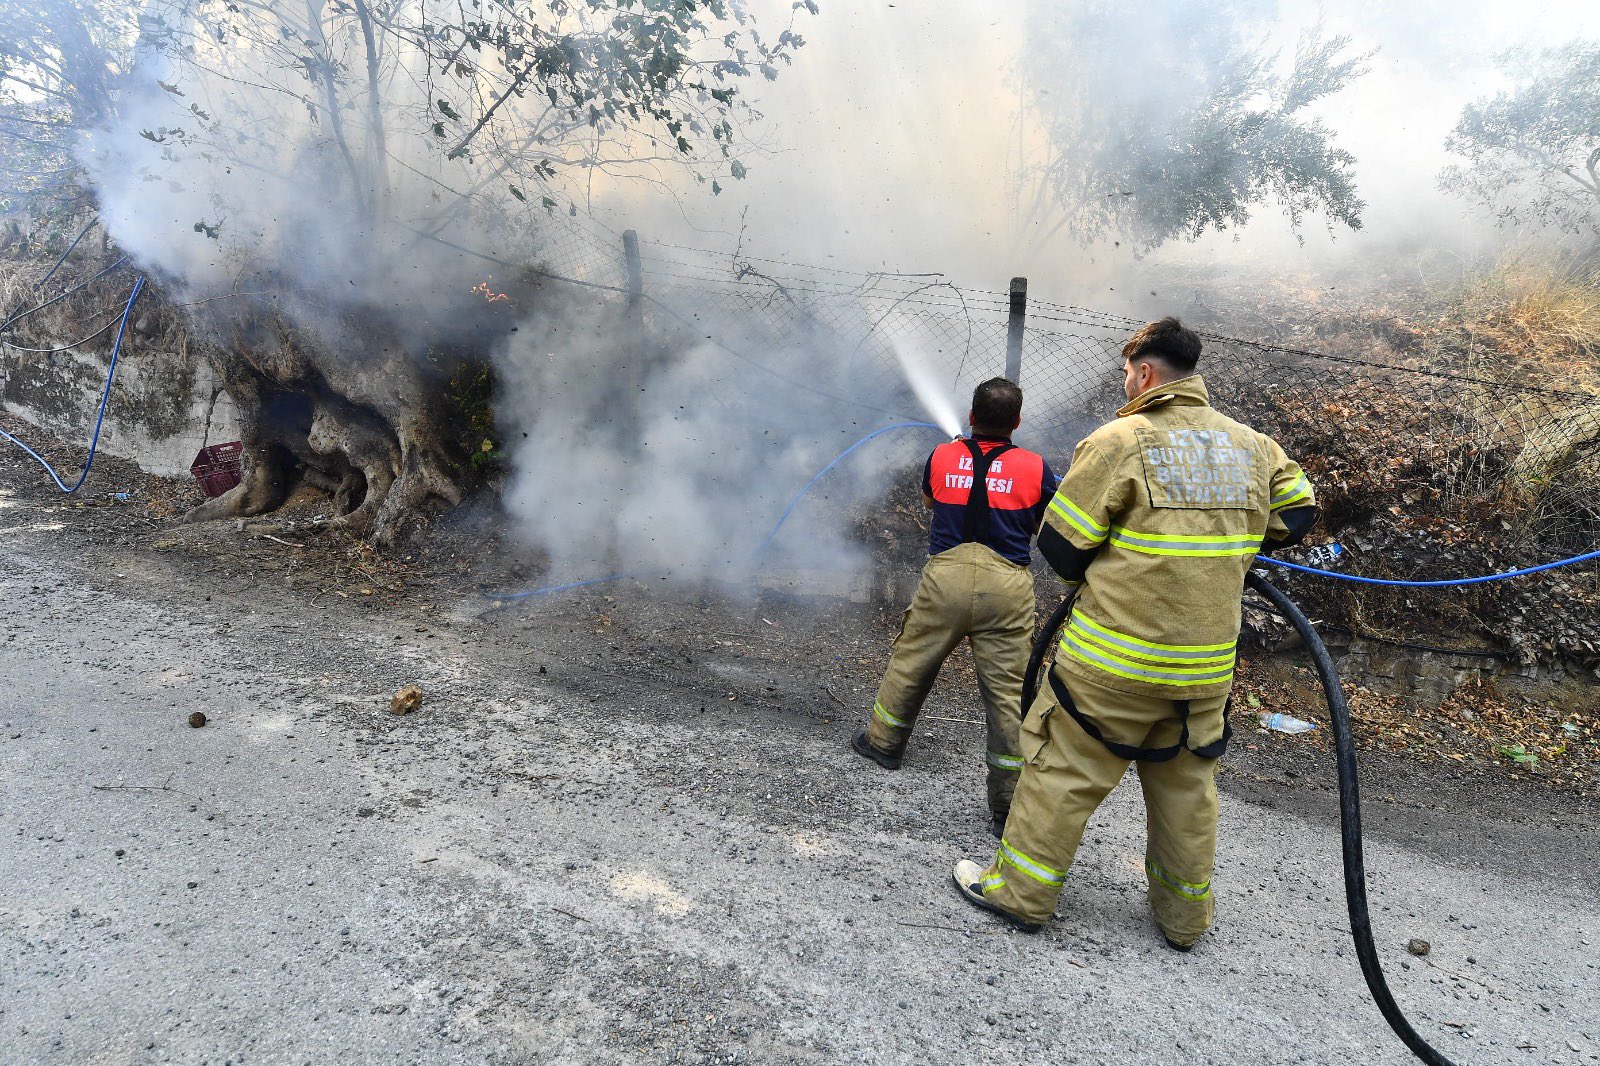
182, 298, 479, 548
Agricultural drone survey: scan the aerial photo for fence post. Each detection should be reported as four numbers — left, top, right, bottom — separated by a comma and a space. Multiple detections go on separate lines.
1005, 276, 1027, 384
621, 230, 644, 452
622, 229, 644, 312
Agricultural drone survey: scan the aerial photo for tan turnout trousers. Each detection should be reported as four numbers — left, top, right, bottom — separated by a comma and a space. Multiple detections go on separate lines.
979, 667, 1229, 945
865, 542, 1035, 817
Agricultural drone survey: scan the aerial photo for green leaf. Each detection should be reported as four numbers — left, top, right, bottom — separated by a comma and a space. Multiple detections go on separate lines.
1496, 744, 1538, 766
437, 98, 460, 120
711, 179, 722, 195
1245, 693, 1261, 709
509, 186, 526, 202
541, 196, 557, 213
730, 159, 747, 179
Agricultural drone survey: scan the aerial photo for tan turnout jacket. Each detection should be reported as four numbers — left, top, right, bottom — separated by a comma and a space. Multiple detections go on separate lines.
1045, 375, 1315, 701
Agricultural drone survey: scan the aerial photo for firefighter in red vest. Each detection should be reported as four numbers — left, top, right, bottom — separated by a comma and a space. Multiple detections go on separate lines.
853, 378, 1059, 834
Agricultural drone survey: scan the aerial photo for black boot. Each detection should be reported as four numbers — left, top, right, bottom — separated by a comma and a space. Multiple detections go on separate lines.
850, 728, 903, 770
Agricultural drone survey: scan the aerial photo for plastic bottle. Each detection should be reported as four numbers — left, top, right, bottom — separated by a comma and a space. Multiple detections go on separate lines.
1259, 711, 1316, 734
1302, 542, 1345, 569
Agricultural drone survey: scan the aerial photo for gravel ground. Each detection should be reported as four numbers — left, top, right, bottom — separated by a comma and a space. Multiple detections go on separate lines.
2, 445, 1599, 1065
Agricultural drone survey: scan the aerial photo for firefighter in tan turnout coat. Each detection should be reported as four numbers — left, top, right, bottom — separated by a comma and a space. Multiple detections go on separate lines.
954, 318, 1318, 948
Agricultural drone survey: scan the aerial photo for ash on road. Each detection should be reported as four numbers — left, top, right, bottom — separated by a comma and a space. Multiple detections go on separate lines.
1, 465, 1597, 1064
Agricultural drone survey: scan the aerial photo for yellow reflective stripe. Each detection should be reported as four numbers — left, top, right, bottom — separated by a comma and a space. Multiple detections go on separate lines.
1061, 634, 1235, 687
1048, 494, 1108, 543
980, 874, 1007, 893
1146, 858, 1211, 901
872, 700, 907, 728
1272, 476, 1312, 510
997, 839, 1066, 887
986, 751, 1025, 771
1068, 613, 1235, 665
1061, 633, 1234, 678
1108, 525, 1260, 557
1070, 611, 1236, 654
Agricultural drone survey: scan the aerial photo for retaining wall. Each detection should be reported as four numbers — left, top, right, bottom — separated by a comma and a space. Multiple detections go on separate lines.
0, 325, 239, 480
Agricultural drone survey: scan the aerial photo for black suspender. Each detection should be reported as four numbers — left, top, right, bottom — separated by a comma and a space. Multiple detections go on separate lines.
1048, 670, 1233, 761
959, 438, 1016, 545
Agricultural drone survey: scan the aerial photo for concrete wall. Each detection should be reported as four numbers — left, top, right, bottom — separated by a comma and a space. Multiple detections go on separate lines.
0, 328, 239, 480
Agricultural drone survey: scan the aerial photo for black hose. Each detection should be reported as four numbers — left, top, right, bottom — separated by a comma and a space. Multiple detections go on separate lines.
1022, 590, 1075, 712
1024, 573, 1459, 1066
1245, 571, 1457, 1065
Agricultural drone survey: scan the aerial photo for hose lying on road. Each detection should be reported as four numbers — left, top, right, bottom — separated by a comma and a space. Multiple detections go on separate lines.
1023, 573, 1458, 1066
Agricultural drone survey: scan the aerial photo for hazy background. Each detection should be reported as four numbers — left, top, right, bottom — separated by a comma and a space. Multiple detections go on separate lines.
583, 0, 1600, 310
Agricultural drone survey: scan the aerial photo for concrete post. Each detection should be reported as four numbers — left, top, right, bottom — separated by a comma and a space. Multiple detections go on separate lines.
1005, 276, 1027, 384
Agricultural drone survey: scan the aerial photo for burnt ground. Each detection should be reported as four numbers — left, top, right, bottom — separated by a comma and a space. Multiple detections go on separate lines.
2, 427, 1598, 1064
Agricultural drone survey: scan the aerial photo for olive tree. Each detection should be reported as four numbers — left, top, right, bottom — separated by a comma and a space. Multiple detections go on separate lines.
1440, 42, 1600, 239
1, 0, 809, 545
1019, 1, 1369, 253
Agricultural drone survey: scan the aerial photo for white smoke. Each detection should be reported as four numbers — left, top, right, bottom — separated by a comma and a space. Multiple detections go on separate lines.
493, 290, 938, 585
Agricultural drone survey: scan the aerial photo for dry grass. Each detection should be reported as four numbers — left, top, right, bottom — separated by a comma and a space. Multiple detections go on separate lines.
1457, 249, 1600, 378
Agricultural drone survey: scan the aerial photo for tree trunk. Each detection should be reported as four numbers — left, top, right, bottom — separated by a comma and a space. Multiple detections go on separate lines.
183, 307, 472, 548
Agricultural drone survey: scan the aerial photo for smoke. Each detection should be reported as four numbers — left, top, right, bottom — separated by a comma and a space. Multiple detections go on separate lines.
53, 0, 1600, 591
60, 0, 993, 593
493, 289, 935, 585
76, 30, 533, 343
585, 0, 1600, 302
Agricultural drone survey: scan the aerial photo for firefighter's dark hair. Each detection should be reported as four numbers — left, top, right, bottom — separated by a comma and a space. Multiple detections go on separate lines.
971, 377, 1023, 433
1122, 317, 1202, 372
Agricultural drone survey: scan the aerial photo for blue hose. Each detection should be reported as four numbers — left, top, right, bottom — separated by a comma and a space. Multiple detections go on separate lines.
1258, 549, 1600, 587
489, 420, 945, 600
752, 421, 941, 559
0, 255, 130, 333
0, 276, 145, 494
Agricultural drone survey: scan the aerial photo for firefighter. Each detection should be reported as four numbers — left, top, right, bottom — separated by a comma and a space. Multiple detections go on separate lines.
853, 377, 1059, 834
953, 318, 1318, 948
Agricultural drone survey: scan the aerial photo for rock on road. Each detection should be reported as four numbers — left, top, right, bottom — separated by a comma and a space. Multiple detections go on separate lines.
1, 539, 1597, 1065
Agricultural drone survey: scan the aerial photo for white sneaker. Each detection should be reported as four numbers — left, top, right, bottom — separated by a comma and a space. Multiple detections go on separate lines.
952, 859, 1042, 933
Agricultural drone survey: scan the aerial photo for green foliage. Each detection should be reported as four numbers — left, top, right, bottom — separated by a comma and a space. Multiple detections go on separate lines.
445, 356, 501, 479
1, 0, 809, 234
1022, 2, 1369, 252
1440, 43, 1600, 239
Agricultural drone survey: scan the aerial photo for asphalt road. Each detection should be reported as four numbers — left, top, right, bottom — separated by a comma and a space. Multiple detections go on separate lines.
2, 518, 1598, 1064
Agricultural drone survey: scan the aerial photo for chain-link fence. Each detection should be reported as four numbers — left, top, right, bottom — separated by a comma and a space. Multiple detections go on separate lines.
524, 214, 1600, 606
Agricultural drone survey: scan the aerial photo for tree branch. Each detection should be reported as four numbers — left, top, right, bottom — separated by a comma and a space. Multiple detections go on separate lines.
445, 63, 531, 160
351, 0, 390, 214
303, 0, 369, 220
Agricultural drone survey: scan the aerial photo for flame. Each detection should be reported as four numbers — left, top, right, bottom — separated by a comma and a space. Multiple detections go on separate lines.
470, 277, 511, 304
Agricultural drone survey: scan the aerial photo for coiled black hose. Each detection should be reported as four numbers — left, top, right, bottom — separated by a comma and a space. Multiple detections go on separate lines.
1022, 573, 1458, 1066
